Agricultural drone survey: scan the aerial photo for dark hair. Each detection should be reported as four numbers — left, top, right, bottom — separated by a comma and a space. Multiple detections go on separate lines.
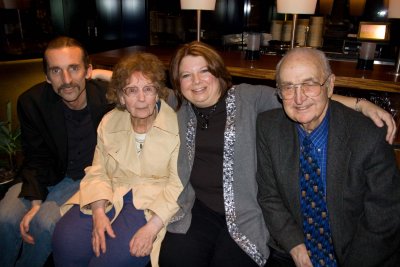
42, 36, 90, 74
107, 52, 168, 110
169, 41, 232, 110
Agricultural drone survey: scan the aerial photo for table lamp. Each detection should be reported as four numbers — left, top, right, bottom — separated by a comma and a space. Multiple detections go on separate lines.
388, 0, 400, 76
180, 0, 216, 42
276, 0, 317, 49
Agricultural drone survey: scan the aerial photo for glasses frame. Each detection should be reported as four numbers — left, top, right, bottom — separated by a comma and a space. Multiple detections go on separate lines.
122, 85, 158, 98
276, 75, 331, 100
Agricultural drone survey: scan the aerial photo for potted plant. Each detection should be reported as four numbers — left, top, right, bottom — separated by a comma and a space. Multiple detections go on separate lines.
0, 101, 21, 185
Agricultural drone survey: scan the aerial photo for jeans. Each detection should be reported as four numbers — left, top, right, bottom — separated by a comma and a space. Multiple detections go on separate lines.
0, 178, 80, 267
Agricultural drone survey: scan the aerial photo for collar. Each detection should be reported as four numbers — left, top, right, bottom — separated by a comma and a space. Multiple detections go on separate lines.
297, 107, 330, 148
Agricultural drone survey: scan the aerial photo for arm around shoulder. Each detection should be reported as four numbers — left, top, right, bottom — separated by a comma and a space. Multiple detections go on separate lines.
331, 95, 396, 143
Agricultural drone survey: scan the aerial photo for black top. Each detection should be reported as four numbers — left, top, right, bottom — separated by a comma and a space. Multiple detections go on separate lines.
64, 105, 96, 181
190, 97, 227, 214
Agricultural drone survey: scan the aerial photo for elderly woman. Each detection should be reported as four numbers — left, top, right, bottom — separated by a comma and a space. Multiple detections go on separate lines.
52, 53, 183, 267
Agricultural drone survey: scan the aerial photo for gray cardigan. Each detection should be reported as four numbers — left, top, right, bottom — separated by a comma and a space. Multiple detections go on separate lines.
167, 84, 281, 266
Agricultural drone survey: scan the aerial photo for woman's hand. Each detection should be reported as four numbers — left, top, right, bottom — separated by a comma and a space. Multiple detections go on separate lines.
358, 99, 397, 144
91, 200, 116, 257
290, 244, 313, 267
129, 214, 163, 257
331, 94, 397, 144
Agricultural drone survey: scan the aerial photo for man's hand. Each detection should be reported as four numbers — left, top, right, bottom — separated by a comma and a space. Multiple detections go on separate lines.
290, 244, 313, 267
91, 200, 116, 257
129, 215, 163, 257
90, 69, 112, 81
20, 200, 42, 244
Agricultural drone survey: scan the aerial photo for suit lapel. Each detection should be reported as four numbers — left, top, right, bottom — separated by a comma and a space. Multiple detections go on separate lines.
326, 102, 351, 249
106, 112, 140, 175
280, 119, 303, 224
86, 81, 108, 131
46, 93, 68, 162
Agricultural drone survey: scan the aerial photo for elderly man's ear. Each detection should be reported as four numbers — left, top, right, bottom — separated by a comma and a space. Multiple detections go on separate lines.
327, 74, 335, 98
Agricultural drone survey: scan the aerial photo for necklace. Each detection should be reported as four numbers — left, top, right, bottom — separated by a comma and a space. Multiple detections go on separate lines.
192, 103, 218, 130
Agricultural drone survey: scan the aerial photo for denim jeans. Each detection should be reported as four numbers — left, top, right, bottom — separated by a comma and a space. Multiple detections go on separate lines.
0, 178, 80, 267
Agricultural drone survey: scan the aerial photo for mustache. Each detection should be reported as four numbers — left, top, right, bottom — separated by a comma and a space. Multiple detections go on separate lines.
57, 83, 80, 92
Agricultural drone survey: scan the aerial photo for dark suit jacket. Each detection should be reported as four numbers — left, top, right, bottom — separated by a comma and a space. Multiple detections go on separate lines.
256, 100, 400, 266
17, 80, 112, 201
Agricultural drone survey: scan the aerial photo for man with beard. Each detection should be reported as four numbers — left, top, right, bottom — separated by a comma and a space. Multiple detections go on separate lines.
0, 36, 112, 267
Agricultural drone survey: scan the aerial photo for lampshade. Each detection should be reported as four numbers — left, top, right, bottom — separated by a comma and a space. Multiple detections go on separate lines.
180, 0, 216, 11
388, 0, 400, 18
277, 0, 317, 14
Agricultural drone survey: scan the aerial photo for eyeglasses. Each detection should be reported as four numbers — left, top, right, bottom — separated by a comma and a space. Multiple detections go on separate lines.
122, 85, 158, 97
277, 75, 331, 100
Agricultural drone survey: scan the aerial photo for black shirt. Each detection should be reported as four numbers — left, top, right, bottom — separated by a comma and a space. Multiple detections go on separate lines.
63, 104, 96, 180
190, 98, 227, 214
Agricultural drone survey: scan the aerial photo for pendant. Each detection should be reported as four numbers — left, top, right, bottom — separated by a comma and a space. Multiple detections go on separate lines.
199, 120, 209, 129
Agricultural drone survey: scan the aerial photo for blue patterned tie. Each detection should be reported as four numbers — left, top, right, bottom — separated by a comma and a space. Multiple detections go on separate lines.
300, 136, 337, 267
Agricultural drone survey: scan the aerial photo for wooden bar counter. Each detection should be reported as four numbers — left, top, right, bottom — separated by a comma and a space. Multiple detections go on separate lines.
91, 45, 400, 150
90, 45, 400, 93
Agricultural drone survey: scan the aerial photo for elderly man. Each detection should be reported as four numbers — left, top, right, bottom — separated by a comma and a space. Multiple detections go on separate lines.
256, 47, 400, 267
0, 36, 112, 267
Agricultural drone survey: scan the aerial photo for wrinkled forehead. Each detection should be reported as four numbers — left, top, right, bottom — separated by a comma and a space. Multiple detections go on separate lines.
280, 54, 323, 82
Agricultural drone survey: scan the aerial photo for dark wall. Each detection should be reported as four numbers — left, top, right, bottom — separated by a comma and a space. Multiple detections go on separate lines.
50, 0, 92, 39
49, 0, 148, 52
1, 0, 399, 60
95, 0, 148, 45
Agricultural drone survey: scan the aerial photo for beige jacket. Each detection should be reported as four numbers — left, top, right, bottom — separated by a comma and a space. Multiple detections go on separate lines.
62, 99, 182, 266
